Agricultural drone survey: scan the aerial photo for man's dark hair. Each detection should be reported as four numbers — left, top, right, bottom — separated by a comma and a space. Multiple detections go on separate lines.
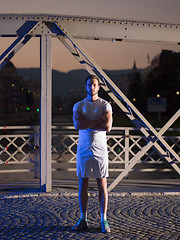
85, 74, 100, 85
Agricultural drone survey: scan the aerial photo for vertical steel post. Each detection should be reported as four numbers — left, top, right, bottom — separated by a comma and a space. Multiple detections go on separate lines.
124, 128, 130, 174
40, 34, 52, 192
34, 125, 40, 179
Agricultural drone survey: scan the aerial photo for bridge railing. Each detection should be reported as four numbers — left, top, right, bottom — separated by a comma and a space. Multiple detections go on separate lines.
0, 126, 40, 178
0, 125, 179, 178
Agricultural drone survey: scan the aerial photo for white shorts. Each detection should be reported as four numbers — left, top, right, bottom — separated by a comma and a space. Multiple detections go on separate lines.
76, 145, 109, 178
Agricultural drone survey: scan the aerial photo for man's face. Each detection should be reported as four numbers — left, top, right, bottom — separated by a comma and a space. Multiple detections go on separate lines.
86, 78, 100, 97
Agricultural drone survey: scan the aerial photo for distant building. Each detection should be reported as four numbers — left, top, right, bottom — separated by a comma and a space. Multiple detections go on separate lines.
141, 49, 180, 116
25, 79, 40, 111
0, 61, 28, 113
141, 50, 180, 82
126, 60, 142, 91
126, 61, 143, 110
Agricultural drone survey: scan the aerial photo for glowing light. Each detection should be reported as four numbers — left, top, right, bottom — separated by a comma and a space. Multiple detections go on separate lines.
157, 94, 160, 98
176, 91, 179, 95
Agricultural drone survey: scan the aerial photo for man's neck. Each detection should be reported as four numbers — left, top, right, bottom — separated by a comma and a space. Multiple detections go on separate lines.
87, 95, 99, 102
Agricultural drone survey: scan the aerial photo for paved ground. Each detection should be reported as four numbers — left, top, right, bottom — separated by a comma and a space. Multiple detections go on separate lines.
0, 190, 180, 240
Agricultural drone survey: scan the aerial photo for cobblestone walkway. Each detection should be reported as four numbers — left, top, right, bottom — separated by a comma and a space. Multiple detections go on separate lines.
0, 192, 180, 239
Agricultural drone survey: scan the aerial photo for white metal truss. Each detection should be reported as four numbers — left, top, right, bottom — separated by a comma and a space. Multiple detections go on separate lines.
0, 14, 179, 44
0, 14, 179, 192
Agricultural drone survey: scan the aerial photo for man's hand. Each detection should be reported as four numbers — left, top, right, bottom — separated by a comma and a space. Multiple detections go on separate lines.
91, 111, 113, 132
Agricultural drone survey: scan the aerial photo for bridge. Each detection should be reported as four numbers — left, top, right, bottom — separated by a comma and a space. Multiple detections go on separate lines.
0, 14, 180, 192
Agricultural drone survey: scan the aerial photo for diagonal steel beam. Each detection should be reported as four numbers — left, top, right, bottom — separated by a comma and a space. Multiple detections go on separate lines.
0, 35, 32, 70
0, 21, 38, 64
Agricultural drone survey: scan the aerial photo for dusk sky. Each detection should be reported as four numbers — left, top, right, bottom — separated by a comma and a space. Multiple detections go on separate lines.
0, 0, 179, 72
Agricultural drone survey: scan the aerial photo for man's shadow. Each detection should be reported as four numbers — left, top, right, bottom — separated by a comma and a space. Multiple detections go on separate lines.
58, 225, 101, 233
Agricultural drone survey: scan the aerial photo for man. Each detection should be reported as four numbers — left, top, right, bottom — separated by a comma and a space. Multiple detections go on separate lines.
72, 74, 113, 233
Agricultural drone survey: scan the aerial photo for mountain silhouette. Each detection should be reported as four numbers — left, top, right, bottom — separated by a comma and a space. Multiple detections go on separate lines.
17, 68, 135, 98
